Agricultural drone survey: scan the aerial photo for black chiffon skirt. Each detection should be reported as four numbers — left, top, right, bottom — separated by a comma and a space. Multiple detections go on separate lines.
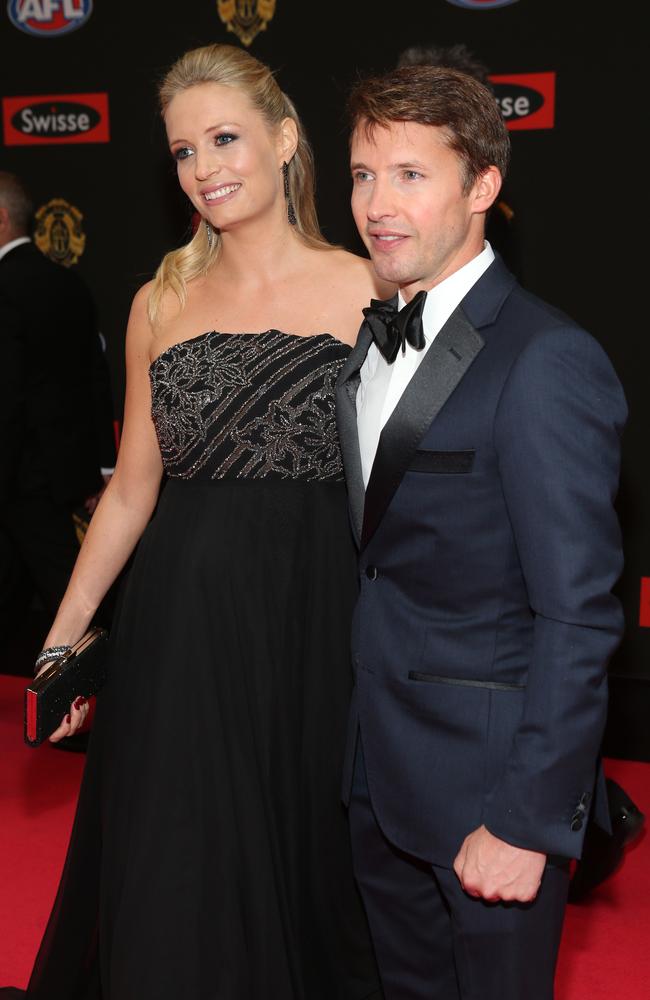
2, 478, 380, 999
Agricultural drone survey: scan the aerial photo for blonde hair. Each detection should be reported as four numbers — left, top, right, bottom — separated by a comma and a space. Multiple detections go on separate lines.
149, 44, 331, 325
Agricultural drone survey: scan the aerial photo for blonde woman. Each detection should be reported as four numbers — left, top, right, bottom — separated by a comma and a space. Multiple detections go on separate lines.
3, 44, 387, 1000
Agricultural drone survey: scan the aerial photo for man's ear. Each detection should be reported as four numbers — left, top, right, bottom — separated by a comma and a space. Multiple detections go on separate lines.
0, 205, 9, 230
277, 117, 299, 166
470, 166, 502, 215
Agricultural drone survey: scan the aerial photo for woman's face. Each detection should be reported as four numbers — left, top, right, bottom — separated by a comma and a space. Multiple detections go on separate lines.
166, 82, 286, 233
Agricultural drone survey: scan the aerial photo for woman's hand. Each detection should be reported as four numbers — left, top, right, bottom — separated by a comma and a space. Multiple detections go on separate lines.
33, 658, 90, 743
48, 695, 90, 743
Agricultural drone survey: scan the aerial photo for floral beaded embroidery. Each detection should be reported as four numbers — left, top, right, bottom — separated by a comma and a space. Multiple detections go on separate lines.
149, 330, 349, 482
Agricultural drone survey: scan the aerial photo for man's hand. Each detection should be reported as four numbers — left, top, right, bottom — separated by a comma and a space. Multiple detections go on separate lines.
453, 825, 546, 903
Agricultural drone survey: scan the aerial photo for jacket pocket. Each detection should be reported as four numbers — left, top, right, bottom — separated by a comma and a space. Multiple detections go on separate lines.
408, 671, 524, 692
408, 450, 475, 474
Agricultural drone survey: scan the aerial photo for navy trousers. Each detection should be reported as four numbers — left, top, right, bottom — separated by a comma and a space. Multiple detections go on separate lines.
349, 741, 570, 1000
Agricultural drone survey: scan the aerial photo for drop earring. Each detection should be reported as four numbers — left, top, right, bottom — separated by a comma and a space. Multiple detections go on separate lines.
282, 161, 297, 226
205, 220, 214, 250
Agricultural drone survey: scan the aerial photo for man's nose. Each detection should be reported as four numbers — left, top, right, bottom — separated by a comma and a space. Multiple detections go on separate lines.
365, 177, 396, 221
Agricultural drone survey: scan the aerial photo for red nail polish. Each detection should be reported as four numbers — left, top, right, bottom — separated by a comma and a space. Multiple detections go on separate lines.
65, 714, 71, 724
74, 696, 87, 709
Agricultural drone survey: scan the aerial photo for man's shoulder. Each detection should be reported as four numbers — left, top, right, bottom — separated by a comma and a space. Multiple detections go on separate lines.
506, 282, 582, 332
1, 242, 91, 303
490, 275, 603, 361
494, 284, 624, 418
473, 265, 621, 401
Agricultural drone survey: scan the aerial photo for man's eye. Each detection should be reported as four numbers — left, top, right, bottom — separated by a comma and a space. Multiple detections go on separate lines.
404, 170, 422, 181
173, 147, 193, 162
353, 171, 372, 183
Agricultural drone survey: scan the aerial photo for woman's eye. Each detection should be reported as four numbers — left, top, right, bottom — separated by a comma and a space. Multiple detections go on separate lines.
215, 133, 237, 146
173, 146, 193, 162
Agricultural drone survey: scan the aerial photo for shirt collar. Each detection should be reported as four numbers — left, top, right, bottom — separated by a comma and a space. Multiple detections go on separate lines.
0, 236, 31, 263
397, 241, 495, 342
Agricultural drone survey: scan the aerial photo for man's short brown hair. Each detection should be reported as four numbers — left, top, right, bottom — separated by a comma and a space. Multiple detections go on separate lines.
348, 66, 510, 193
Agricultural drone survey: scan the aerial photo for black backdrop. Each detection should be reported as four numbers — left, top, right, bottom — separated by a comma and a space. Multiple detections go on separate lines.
2, 1, 648, 739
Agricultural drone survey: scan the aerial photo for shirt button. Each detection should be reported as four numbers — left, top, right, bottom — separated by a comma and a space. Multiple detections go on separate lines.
366, 566, 378, 580
571, 817, 584, 832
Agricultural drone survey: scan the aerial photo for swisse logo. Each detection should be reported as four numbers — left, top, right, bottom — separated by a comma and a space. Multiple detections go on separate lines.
14, 100, 99, 137
489, 72, 556, 130
2, 93, 109, 145
7, 0, 92, 36
446, 1, 519, 8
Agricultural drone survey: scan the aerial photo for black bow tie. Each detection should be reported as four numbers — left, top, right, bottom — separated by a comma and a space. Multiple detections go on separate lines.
361, 290, 427, 364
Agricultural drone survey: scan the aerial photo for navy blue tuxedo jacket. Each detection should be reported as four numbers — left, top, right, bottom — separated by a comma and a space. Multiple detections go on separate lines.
335, 256, 626, 867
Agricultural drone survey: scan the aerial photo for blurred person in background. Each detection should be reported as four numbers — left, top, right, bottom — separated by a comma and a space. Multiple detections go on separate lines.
0, 171, 116, 666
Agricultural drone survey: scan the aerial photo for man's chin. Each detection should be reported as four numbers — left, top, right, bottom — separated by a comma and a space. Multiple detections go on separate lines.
367, 255, 412, 287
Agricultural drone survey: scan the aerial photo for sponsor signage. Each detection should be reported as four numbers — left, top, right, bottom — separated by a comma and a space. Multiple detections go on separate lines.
640, 578, 650, 628
446, 1, 519, 8
34, 197, 86, 266
2, 92, 109, 145
489, 72, 556, 130
7, 0, 92, 36
217, 0, 276, 47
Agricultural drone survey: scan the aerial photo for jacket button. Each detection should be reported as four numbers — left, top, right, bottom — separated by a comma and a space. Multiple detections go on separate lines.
366, 566, 378, 580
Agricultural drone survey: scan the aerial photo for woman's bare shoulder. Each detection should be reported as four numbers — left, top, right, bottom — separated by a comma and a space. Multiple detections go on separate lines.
129, 279, 190, 360
125, 280, 179, 363
320, 248, 395, 300
128, 279, 153, 318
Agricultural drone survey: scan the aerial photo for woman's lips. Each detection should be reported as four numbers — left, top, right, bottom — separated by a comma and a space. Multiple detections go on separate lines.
201, 182, 242, 205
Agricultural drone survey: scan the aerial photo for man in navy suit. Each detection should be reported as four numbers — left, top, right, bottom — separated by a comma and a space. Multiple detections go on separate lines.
336, 66, 626, 999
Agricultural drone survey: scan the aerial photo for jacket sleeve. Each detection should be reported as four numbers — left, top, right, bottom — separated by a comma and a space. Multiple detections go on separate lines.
0, 301, 25, 505
89, 331, 117, 471
482, 322, 627, 858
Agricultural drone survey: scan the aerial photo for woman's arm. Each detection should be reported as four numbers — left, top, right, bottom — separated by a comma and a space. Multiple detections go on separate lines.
42, 285, 164, 739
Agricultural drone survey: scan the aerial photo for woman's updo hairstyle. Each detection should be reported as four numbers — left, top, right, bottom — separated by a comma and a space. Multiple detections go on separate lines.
149, 43, 330, 325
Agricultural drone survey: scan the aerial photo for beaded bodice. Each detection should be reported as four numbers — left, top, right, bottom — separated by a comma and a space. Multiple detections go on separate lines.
149, 330, 351, 482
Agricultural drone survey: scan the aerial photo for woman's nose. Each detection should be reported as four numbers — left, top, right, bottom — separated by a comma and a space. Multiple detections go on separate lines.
194, 149, 221, 181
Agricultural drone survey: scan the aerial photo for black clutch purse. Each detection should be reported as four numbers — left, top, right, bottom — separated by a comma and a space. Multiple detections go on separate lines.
24, 627, 109, 747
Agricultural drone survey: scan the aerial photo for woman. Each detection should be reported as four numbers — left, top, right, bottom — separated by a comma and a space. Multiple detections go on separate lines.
3, 44, 389, 999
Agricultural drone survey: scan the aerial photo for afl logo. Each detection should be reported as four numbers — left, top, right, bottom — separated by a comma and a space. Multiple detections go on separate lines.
446, 1, 519, 8
7, 0, 93, 37
34, 198, 86, 267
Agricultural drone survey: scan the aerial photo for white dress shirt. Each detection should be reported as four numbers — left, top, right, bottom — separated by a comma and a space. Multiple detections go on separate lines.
356, 243, 495, 488
0, 235, 31, 262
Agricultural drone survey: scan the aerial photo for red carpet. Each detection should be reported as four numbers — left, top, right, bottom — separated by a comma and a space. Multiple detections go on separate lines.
1, 672, 649, 995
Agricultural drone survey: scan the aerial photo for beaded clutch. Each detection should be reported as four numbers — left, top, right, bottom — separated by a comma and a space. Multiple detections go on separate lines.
24, 627, 109, 746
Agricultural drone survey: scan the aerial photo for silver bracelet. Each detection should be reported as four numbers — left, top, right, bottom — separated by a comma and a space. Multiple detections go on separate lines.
34, 645, 72, 673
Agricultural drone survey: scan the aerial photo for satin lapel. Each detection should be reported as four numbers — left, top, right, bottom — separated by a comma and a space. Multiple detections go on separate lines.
335, 326, 373, 546
361, 306, 484, 550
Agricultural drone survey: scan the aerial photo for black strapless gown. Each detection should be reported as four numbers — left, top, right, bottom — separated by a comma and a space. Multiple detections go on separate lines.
2, 331, 380, 1000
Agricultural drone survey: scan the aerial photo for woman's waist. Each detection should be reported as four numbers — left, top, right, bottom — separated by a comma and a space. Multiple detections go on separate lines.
155, 475, 350, 526
162, 473, 347, 492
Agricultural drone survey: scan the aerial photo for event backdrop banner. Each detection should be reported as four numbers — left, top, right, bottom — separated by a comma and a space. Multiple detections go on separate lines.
1, 0, 647, 688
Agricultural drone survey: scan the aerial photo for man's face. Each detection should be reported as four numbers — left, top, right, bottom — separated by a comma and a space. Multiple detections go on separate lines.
351, 120, 490, 297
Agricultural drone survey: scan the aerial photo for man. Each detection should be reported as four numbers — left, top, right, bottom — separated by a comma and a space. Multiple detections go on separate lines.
396, 41, 522, 280
0, 172, 115, 647
335, 66, 626, 999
